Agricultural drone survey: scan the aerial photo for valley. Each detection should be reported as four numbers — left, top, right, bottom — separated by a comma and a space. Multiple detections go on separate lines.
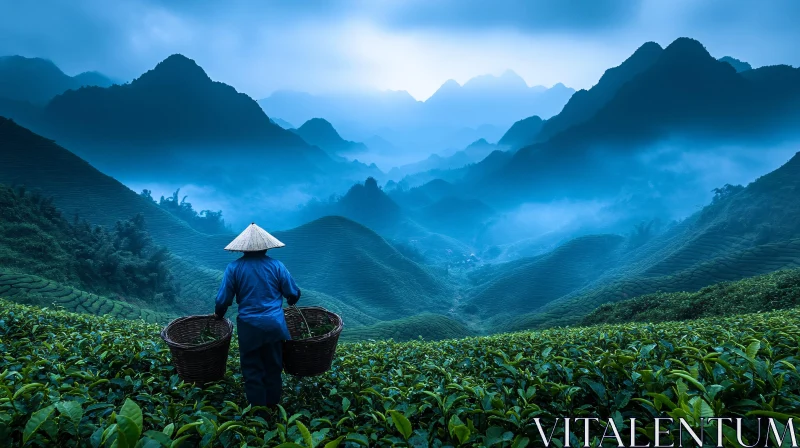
2, 2, 800, 445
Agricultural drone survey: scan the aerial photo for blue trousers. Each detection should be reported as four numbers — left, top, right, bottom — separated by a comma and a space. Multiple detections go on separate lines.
237, 319, 284, 406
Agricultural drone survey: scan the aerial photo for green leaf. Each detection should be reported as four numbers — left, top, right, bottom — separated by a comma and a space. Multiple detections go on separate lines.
118, 415, 142, 448
670, 372, 707, 394
342, 397, 350, 413
274, 444, 306, 448
453, 425, 471, 445
162, 423, 175, 438
135, 438, 165, 448
345, 433, 370, 446
746, 341, 761, 359
746, 410, 799, 421
217, 421, 243, 434
176, 421, 202, 437
13, 382, 44, 400
170, 435, 193, 448
324, 436, 345, 448
388, 410, 413, 440
56, 400, 83, 433
512, 436, 530, 448
120, 398, 144, 433
23, 404, 56, 443
296, 420, 314, 448
142, 430, 173, 447
485, 426, 505, 446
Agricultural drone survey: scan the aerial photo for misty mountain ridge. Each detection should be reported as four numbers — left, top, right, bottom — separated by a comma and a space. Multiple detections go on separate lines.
387, 138, 498, 180
0, 54, 389, 227
269, 117, 294, 129
0, 117, 453, 325
291, 118, 369, 157
497, 115, 544, 148
0, 55, 115, 105
43, 54, 305, 148
258, 72, 574, 162
535, 41, 664, 144
470, 37, 800, 207
718, 56, 752, 73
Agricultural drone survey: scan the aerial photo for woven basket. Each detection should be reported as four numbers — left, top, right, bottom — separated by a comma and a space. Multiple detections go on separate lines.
160, 315, 234, 384
283, 306, 343, 377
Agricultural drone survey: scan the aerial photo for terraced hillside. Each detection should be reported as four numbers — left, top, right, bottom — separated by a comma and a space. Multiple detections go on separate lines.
0, 270, 171, 323
273, 216, 453, 320
339, 313, 473, 342
463, 234, 625, 320
583, 267, 800, 325
497, 152, 800, 332
0, 118, 456, 326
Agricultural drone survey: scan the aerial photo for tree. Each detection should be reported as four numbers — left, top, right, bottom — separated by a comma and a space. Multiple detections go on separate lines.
712, 184, 744, 204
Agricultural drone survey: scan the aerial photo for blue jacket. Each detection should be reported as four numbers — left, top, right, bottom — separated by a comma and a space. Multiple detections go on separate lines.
215, 252, 301, 341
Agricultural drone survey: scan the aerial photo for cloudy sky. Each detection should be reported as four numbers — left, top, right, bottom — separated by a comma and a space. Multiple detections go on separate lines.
1, 0, 798, 101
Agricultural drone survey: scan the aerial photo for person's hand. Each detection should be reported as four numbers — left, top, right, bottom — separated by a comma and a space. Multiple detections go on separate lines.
287, 295, 299, 306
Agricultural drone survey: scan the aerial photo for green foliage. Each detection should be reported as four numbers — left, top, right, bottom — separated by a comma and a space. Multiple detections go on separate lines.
140, 188, 229, 235
0, 184, 177, 302
2, 299, 799, 447
584, 268, 800, 325
339, 313, 473, 342
711, 183, 744, 204
0, 270, 171, 323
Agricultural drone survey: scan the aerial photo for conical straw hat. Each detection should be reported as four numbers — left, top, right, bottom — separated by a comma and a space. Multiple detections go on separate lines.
224, 223, 285, 252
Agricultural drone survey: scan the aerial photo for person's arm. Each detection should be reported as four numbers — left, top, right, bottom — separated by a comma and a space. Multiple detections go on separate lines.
278, 262, 301, 306
214, 264, 236, 318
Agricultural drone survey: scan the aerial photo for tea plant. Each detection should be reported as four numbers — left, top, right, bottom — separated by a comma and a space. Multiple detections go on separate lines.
1, 299, 798, 447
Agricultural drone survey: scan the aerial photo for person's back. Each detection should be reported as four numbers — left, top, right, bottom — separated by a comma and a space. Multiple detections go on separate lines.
214, 223, 301, 408
217, 252, 300, 340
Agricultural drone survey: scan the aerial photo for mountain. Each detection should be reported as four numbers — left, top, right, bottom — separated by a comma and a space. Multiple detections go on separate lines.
388, 138, 498, 180
583, 268, 800, 326
497, 115, 544, 148
475, 38, 800, 205
0, 118, 454, 325
292, 118, 368, 156
536, 41, 664, 143
462, 234, 625, 320
719, 56, 752, 72
300, 177, 403, 231
269, 117, 295, 129
423, 71, 574, 128
0, 55, 114, 105
43, 54, 306, 149
258, 74, 574, 159
0, 54, 392, 205
497, 151, 800, 331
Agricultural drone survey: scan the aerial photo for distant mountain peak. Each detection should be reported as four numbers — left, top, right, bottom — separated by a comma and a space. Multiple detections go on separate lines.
463, 70, 528, 90
440, 79, 461, 89
0, 55, 60, 71
661, 37, 713, 62
632, 41, 664, 57
468, 138, 489, 147
134, 54, 210, 86
297, 117, 342, 140
500, 69, 522, 79
719, 56, 753, 73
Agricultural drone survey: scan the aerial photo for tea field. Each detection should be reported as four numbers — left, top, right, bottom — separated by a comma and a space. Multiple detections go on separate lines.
2, 299, 799, 447
0, 270, 170, 323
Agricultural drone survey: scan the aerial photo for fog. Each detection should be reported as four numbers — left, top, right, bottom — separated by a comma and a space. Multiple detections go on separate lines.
111, 132, 800, 263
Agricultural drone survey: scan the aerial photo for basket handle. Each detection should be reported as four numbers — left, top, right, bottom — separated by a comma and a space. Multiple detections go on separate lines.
291, 305, 312, 337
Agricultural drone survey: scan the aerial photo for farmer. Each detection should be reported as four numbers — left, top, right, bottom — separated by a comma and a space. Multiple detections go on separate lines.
213, 223, 301, 408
